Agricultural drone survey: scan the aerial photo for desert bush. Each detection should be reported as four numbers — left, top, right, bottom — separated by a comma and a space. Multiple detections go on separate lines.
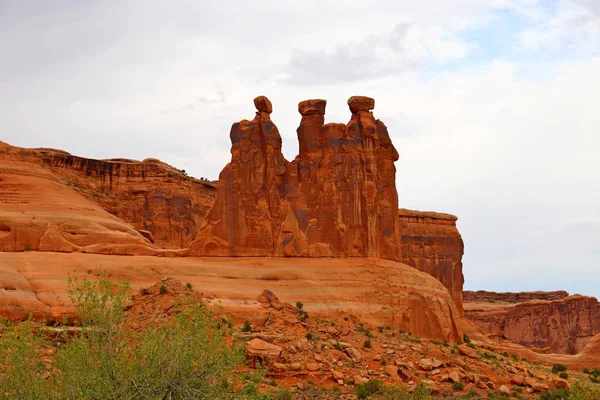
363, 339, 372, 348
159, 283, 168, 294
559, 371, 569, 379
552, 363, 567, 374
242, 320, 252, 332
356, 379, 384, 399
539, 388, 570, 400
0, 276, 247, 399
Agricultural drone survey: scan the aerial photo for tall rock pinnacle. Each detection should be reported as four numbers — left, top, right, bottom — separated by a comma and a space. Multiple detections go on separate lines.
189, 96, 402, 260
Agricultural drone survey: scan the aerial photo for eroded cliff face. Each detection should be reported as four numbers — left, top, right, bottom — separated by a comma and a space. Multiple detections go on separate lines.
463, 290, 569, 303
399, 209, 465, 315
0, 142, 216, 250
464, 293, 600, 354
189, 96, 402, 259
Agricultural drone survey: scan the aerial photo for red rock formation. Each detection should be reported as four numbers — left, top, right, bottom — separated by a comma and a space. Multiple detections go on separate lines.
0, 158, 159, 255
399, 209, 464, 315
463, 290, 569, 303
0, 252, 463, 341
189, 96, 402, 259
464, 293, 600, 354
0, 142, 216, 250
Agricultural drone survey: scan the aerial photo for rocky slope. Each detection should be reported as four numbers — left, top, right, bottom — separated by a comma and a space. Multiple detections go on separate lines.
464, 292, 600, 354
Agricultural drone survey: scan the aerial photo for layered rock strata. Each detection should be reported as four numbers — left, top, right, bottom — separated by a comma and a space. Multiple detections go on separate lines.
464, 293, 600, 354
463, 290, 569, 303
0, 142, 215, 250
398, 209, 465, 314
189, 96, 402, 259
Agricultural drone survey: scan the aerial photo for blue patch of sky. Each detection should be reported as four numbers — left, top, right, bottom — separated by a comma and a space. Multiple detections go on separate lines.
420, 0, 560, 79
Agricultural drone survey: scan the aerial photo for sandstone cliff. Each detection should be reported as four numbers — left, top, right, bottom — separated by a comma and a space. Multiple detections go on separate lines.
464, 292, 600, 354
463, 290, 569, 303
0, 142, 215, 250
399, 209, 464, 315
188, 96, 402, 259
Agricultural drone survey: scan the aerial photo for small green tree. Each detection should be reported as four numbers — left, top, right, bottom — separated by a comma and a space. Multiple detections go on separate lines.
0, 276, 248, 399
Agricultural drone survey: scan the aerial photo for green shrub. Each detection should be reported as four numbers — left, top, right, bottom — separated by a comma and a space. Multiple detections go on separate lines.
356, 323, 373, 338
463, 333, 471, 344
295, 301, 309, 321
159, 284, 167, 294
364, 339, 372, 348
356, 379, 384, 398
539, 388, 570, 400
559, 371, 569, 379
242, 320, 252, 332
185, 282, 193, 289
551, 363, 567, 374
0, 276, 245, 399
583, 368, 590, 374
305, 332, 313, 340
452, 381, 464, 391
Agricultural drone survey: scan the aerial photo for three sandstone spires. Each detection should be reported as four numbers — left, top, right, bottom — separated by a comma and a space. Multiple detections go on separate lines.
189, 95, 402, 260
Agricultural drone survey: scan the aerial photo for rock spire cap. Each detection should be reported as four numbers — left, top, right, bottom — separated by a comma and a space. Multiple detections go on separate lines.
254, 96, 273, 114
298, 99, 327, 116
348, 96, 375, 114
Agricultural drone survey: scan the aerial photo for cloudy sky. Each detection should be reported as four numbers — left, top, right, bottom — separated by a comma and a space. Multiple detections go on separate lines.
1, 0, 599, 297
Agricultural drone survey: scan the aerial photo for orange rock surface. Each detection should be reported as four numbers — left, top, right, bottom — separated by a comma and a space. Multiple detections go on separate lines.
0, 158, 158, 255
0, 142, 216, 250
0, 252, 464, 341
189, 96, 402, 259
464, 293, 600, 354
463, 290, 569, 303
399, 209, 465, 315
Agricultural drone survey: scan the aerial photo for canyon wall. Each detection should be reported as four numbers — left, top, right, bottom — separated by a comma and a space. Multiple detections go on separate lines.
189, 96, 402, 259
463, 290, 569, 303
0, 142, 215, 250
398, 209, 464, 314
464, 292, 600, 354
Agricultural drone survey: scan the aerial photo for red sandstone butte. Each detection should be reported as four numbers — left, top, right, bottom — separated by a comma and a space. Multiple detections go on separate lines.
399, 209, 465, 314
464, 292, 600, 354
188, 96, 402, 259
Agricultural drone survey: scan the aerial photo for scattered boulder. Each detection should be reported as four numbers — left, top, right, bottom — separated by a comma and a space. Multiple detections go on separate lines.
245, 339, 282, 368
345, 347, 362, 363
305, 362, 321, 372
257, 289, 284, 310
